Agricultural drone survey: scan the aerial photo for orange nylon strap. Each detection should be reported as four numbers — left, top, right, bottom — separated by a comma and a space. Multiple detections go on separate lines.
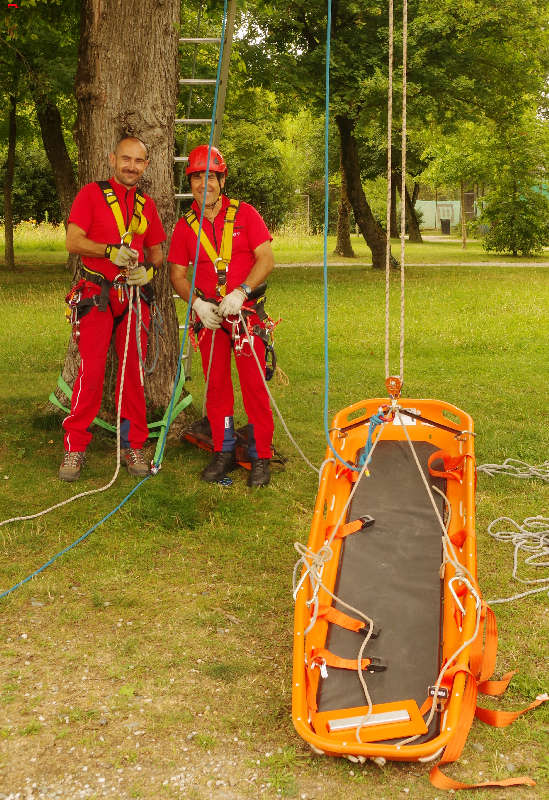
326, 519, 363, 540
429, 671, 537, 790
311, 647, 372, 672
334, 464, 358, 483
475, 693, 548, 728
470, 604, 498, 684
316, 604, 366, 633
477, 670, 516, 698
428, 449, 468, 483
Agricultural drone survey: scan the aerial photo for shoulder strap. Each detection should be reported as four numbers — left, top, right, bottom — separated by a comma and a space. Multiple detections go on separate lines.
97, 181, 148, 245
184, 199, 241, 297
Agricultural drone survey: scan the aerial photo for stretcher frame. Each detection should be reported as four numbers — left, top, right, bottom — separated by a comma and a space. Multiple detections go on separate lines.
292, 396, 477, 762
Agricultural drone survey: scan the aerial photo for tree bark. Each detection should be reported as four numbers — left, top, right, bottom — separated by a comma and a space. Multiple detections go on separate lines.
333, 150, 355, 258
3, 93, 17, 270
403, 183, 422, 243
460, 180, 467, 249
34, 96, 80, 274
56, 0, 181, 418
336, 114, 398, 270
34, 97, 77, 227
390, 172, 398, 238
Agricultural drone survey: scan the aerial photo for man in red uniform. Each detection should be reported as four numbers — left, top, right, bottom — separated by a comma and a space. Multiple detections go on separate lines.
168, 144, 275, 487
60, 135, 166, 481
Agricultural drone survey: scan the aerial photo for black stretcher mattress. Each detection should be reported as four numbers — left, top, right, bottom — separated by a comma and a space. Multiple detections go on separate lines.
317, 440, 446, 739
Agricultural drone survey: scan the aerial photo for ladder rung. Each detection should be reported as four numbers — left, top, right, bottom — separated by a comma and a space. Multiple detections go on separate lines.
173, 156, 189, 163
175, 193, 193, 200
175, 118, 211, 125
180, 78, 217, 85
179, 37, 221, 44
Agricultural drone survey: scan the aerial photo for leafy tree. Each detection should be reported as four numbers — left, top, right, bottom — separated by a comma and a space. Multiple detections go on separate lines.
237, 0, 549, 268
0, 0, 78, 226
477, 184, 549, 256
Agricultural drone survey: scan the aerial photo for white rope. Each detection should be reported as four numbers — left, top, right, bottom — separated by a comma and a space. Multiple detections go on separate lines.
384, 0, 394, 380
391, 411, 482, 744
239, 312, 319, 474
293, 423, 388, 736
202, 329, 216, 419
399, 0, 407, 381
384, 0, 407, 382
0, 287, 137, 528
485, 516, 549, 605
477, 459, 549, 482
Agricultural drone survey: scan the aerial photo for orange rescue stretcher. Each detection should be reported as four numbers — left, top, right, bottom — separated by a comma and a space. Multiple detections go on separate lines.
292, 393, 546, 790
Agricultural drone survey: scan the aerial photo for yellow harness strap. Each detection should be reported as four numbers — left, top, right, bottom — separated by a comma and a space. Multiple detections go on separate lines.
184, 198, 240, 297
97, 181, 148, 246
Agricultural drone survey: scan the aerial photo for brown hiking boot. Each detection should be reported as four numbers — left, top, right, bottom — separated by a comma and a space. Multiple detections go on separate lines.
58, 451, 86, 482
201, 451, 236, 483
248, 458, 271, 488
121, 448, 150, 477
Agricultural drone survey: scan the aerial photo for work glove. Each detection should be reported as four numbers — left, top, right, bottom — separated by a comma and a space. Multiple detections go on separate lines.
126, 264, 153, 287
218, 288, 245, 317
193, 297, 222, 330
105, 242, 139, 268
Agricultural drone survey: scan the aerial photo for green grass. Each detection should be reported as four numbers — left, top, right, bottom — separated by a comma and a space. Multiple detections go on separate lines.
0, 241, 547, 799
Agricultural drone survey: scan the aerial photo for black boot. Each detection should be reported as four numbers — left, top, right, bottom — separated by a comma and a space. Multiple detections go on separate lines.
248, 458, 271, 488
201, 451, 236, 483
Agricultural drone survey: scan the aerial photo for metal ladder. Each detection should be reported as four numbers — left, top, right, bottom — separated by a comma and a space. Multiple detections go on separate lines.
174, 0, 237, 382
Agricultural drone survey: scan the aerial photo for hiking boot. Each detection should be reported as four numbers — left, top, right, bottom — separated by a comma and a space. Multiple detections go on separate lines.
59, 451, 85, 482
248, 458, 271, 488
201, 451, 236, 483
121, 448, 150, 477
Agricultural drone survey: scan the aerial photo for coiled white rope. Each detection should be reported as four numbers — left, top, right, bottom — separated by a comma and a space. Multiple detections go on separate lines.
485, 516, 549, 605
477, 459, 549, 482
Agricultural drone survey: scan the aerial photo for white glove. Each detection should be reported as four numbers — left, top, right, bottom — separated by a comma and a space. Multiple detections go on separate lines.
126, 265, 152, 286
218, 288, 245, 317
105, 243, 139, 267
193, 297, 222, 330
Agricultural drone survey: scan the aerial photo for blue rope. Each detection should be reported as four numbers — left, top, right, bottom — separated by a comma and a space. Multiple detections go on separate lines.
0, 2, 230, 602
357, 413, 387, 468
0, 477, 150, 601
322, 1, 359, 473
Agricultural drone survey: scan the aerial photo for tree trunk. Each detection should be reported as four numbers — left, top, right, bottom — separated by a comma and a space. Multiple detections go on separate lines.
34, 97, 77, 226
336, 114, 398, 270
3, 93, 17, 270
394, 170, 422, 243
34, 96, 80, 274
460, 180, 467, 249
403, 183, 422, 243
56, 0, 181, 418
333, 150, 355, 258
390, 172, 398, 238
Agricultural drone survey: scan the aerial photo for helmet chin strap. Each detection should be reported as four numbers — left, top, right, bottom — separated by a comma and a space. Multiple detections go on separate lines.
205, 192, 222, 211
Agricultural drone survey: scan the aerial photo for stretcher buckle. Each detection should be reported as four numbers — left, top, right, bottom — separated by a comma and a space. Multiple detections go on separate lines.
366, 656, 387, 673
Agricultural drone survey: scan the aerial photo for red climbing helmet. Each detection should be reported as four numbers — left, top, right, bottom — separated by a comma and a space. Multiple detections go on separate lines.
186, 144, 228, 176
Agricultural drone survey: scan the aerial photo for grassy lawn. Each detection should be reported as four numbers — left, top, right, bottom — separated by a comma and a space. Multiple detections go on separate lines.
0, 240, 547, 799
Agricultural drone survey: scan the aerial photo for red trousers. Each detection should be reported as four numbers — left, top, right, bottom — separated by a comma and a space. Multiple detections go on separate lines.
63, 285, 150, 452
198, 315, 274, 459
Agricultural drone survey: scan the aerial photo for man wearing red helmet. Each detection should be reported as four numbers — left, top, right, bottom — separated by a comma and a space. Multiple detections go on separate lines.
169, 144, 275, 487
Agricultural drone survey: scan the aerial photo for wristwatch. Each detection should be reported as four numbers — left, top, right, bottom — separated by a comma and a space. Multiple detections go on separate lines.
239, 283, 252, 298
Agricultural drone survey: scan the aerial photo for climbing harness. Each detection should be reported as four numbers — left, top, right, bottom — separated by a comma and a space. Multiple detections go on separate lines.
184, 198, 240, 297
97, 180, 148, 245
